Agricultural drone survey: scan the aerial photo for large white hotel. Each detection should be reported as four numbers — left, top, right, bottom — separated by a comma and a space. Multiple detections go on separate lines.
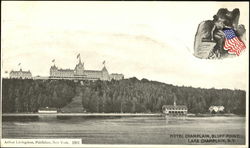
9, 55, 124, 81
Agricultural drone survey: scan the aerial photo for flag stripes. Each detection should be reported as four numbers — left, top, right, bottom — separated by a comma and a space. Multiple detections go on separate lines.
223, 29, 246, 56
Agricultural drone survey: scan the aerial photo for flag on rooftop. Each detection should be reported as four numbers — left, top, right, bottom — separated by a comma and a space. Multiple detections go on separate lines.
77, 53, 80, 59
223, 28, 246, 56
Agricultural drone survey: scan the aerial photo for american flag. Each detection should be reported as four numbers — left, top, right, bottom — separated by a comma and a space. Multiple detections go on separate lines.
223, 28, 246, 56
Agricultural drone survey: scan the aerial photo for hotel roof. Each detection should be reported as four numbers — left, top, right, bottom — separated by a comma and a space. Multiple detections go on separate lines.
10, 69, 31, 74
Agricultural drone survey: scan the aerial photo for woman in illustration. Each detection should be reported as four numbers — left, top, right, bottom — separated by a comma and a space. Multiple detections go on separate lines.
207, 17, 226, 59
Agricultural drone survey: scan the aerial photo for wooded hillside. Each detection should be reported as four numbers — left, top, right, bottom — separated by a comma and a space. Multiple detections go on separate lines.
2, 78, 246, 115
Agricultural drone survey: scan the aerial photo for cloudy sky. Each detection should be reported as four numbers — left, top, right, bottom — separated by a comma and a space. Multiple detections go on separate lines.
1, 2, 249, 90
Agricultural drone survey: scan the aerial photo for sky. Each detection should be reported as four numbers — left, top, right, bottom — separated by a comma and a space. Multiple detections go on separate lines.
1, 1, 249, 90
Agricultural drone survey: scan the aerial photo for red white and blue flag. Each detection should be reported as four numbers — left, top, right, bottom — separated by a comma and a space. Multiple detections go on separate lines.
223, 29, 246, 56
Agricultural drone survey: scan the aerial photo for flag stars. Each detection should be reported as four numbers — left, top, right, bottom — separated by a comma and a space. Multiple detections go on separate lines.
223, 28, 246, 56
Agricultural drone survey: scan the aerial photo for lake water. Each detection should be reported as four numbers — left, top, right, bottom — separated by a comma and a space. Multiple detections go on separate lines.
2, 116, 245, 145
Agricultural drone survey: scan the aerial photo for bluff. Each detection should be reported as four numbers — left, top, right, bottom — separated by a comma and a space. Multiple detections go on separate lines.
2, 78, 246, 115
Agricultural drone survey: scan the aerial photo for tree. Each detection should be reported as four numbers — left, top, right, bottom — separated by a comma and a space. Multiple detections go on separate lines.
1, 78, 246, 115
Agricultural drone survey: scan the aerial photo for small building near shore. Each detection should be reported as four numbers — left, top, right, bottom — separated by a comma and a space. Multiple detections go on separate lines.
209, 106, 224, 113
162, 99, 188, 116
38, 107, 57, 113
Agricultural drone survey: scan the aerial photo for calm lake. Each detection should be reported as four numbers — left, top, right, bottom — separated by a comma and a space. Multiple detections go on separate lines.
2, 116, 245, 145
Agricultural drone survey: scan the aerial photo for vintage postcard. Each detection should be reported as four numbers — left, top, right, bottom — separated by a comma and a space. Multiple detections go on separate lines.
1, 1, 249, 148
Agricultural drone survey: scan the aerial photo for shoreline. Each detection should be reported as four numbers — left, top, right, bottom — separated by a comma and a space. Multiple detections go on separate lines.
2, 113, 163, 117
2, 113, 244, 117
188, 113, 244, 117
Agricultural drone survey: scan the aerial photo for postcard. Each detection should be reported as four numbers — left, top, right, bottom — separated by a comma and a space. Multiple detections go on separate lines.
1, 1, 249, 148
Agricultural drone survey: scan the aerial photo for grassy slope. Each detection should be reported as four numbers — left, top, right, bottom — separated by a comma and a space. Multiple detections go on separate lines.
61, 95, 83, 113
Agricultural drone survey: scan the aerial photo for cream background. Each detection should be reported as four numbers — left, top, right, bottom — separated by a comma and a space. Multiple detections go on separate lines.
1, 2, 249, 90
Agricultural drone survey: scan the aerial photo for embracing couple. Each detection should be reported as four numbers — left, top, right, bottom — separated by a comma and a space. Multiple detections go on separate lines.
194, 8, 246, 59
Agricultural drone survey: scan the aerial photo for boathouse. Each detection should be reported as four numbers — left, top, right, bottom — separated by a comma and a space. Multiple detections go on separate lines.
162, 98, 188, 116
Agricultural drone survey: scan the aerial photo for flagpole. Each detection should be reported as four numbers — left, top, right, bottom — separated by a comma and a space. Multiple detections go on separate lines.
103, 60, 105, 67
18, 63, 21, 71
52, 59, 55, 66
77, 53, 81, 64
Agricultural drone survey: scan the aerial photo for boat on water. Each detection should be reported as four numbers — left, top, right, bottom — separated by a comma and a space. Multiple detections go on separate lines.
38, 107, 58, 114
